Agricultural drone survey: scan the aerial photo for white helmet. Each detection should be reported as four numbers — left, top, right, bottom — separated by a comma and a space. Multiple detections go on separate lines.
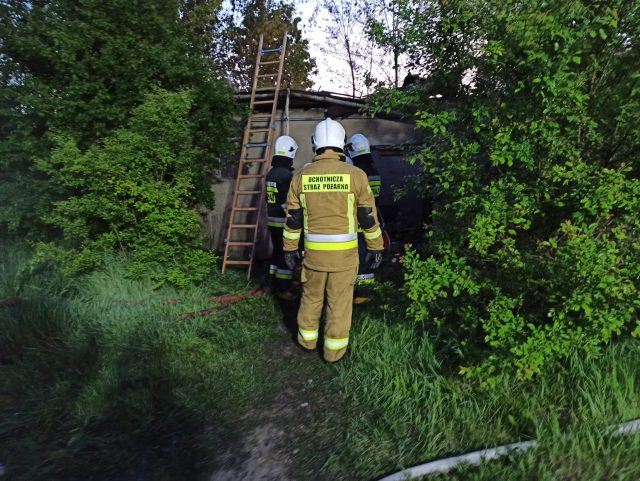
311, 118, 346, 152
348, 133, 370, 158
274, 135, 298, 159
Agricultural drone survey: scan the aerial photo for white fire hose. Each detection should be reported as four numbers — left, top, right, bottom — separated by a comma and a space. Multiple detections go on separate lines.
378, 419, 640, 481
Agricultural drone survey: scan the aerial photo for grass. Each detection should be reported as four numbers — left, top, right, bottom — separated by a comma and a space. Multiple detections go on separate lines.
2, 241, 639, 481
0, 244, 284, 481
308, 300, 640, 481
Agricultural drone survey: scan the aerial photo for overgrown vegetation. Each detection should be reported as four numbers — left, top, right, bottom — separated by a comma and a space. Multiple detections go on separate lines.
3, 245, 638, 481
0, 0, 239, 286
307, 299, 640, 481
36, 89, 218, 286
2, 0, 640, 479
369, 0, 640, 379
0, 243, 281, 480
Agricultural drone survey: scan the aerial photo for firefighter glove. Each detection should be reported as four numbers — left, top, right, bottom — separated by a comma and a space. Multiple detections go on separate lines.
365, 251, 383, 271
284, 251, 301, 271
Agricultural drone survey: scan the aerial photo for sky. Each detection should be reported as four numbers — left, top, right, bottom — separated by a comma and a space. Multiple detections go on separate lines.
295, 2, 342, 93
219, 0, 406, 96
293, 1, 407, 96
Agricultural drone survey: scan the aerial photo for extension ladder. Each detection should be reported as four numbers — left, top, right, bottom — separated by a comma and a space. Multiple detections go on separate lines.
221, 31, 288, 277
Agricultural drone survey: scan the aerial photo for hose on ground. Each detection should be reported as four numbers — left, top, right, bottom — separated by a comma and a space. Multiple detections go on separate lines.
377, 419, 640, 481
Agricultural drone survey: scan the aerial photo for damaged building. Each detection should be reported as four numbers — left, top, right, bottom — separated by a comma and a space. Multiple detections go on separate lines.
204, 89, 427, 260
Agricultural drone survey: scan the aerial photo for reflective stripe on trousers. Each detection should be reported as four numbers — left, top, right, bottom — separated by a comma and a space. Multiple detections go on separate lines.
275, 268, 292, 280
299, 328, 319, 341
324, 337, 349, 350
356, 273, 375, 285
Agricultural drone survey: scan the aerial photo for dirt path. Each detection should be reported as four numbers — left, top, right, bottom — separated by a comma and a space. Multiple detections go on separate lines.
208, 343, 328, 481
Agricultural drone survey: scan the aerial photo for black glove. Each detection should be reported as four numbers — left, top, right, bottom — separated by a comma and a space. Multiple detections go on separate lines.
284, 251, 301, 271
365, 251, 383, 271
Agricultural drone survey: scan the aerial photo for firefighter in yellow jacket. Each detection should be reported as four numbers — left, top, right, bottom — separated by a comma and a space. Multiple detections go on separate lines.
283, 118, 384, 363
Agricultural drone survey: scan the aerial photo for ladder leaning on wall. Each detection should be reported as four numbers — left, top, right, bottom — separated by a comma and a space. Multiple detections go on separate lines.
221, 31, 288, 278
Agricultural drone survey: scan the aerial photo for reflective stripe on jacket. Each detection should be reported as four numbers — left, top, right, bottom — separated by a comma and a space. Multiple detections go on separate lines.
266, 164, 293, 222
368, 175, 381, 197
353, 156, 381, 198
283, 151, 383, 272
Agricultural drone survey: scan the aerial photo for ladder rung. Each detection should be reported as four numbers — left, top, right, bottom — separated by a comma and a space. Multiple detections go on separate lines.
230, 224, 258, 229
233, 207, 258, 211
240, 159, 267, 163
224, 260, 252, 265
257, 73, 278, 78
239, 174, 263, 179
259, 48, 283, 53
246, 128, 271, 132
255, 87, 276, 92
259, 60, 281, 65
236, 190, 261, 195
243, 142, 269, 148
253, 100, 274, 104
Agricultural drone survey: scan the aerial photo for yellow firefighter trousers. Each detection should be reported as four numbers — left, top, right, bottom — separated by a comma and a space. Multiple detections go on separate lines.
297, 265, 358, 362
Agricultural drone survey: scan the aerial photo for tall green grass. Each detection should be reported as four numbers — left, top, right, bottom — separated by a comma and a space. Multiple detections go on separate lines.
312, 306, 640, 481
4, 242, 638, 481
0, 246, 281, 480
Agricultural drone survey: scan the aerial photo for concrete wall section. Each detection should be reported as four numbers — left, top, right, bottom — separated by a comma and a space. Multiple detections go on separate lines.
271, 109, 423, 169
203, 180, 233, 252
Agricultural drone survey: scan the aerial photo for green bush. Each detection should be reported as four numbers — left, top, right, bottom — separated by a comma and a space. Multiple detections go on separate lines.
0, 1, 240, 279
372, 0, 640, 379
0, 1, 227, 231
35, 89, 216, 287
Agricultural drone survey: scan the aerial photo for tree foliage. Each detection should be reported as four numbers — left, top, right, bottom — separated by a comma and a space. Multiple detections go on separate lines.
214, 0, 316, 90
316, 0, 375, 97
37, 89, 215, 287
373, 0, 640, 379
364, 0, 410, 88
0, 0, 239, 285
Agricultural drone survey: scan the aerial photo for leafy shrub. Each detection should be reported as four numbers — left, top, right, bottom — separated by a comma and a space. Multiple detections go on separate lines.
0, 0, 238, 238
36, 89, 216, 287
374, 0, 640, 379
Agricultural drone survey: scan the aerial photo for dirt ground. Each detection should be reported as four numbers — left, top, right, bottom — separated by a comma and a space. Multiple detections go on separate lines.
208, 326, 332, 481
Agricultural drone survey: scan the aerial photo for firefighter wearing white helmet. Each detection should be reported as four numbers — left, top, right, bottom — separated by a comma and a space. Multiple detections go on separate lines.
349, 133, 381, 197
348, 133, 383, 304
283, 119, 383, 362
266, 135, 299, 300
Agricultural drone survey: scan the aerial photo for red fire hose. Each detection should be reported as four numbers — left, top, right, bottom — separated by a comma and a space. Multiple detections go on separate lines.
180, 287, 264, 319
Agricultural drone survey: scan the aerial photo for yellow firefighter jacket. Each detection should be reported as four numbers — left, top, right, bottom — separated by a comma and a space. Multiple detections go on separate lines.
283, 150, 384, 272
